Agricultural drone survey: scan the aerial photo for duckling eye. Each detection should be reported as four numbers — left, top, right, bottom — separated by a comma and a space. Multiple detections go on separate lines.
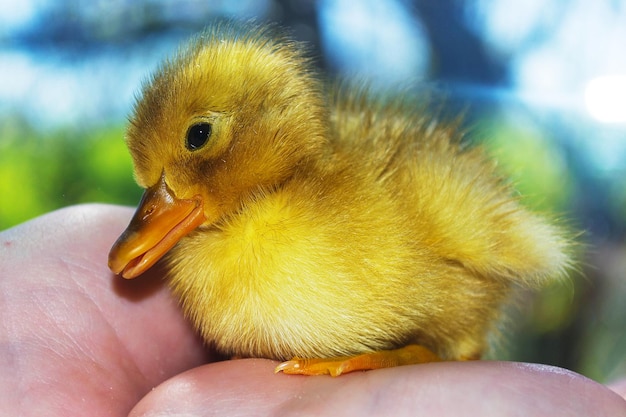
186, 122, 212, 151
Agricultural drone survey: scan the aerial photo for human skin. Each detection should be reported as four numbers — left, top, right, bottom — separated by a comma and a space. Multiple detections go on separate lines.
1, 204, 625, 416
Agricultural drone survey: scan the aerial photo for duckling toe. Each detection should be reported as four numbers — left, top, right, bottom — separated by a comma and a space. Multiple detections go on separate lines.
275, 345, 442, 377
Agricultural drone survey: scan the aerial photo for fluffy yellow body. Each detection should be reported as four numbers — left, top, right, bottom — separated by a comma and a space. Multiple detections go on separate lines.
110, 22, 572, 371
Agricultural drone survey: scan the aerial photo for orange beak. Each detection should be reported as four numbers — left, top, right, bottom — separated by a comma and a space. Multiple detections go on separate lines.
108, 174, 206, 279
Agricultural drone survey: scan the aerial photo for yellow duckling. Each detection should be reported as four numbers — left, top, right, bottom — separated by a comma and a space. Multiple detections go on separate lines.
108, 22, 572, 376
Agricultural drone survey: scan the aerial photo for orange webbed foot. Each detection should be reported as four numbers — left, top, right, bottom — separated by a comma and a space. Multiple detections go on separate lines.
274, 344, 442, 377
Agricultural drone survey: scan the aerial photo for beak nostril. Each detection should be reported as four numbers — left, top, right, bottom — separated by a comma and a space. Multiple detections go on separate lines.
143, 206, 155, 218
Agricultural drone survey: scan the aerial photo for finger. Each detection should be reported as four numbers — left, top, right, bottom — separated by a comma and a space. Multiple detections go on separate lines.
607, 377, 626, 401
130, 360, 626, 417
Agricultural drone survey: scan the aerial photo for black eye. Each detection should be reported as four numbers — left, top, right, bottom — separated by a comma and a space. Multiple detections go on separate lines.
186, 122, 212, 151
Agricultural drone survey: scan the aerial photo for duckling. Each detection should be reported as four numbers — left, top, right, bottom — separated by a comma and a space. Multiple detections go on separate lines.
108, 22, 572, 376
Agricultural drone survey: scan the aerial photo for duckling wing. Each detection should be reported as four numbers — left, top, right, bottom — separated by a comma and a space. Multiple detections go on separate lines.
330, 87, 572, 287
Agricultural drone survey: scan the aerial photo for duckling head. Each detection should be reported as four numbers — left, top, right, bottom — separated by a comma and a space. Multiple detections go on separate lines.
108, 23, 328, 278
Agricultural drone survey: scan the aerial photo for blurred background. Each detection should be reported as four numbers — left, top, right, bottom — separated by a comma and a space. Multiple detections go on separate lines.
0, 0, 624, 384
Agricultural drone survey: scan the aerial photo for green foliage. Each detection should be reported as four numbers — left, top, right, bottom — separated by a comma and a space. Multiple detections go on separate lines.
479, 114, 573, 213
0, 116, 141, 230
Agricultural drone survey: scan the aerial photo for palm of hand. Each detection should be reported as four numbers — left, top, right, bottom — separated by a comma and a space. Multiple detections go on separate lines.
1, 205, 624, 416
1, 205, 210, 415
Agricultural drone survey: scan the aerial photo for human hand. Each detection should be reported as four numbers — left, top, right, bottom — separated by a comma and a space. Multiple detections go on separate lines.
1, 204, 624, 416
